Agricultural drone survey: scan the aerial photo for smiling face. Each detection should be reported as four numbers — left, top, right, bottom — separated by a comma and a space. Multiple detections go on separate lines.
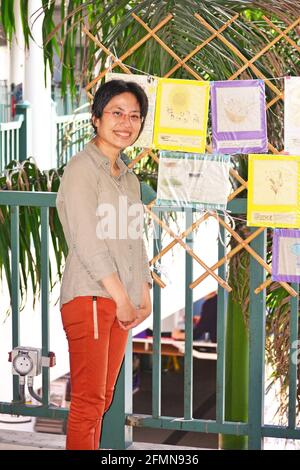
92, 92, 142, 153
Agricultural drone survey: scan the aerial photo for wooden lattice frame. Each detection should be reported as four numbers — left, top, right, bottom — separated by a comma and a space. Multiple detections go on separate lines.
83, 12, 300, 297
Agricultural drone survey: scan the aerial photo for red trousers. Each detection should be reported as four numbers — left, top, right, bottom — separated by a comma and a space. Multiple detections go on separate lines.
61, 296, 128, 450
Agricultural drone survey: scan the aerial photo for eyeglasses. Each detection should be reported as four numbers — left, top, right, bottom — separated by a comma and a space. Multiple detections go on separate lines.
103, 110, 144, 125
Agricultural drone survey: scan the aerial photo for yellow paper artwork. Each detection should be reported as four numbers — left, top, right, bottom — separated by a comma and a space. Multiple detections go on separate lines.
247, 154, 300, 228
153, 78, 210, 152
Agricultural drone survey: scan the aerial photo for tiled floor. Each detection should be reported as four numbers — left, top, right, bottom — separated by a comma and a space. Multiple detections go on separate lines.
0, 429, 203, 451
0, 429, 65, 450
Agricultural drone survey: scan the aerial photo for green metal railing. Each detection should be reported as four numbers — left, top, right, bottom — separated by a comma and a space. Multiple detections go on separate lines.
0, 191, 299, 449
0, 191, 68, 422
0, 103, 11, 124
0, 114, 24, 173
0, 102, 92, 172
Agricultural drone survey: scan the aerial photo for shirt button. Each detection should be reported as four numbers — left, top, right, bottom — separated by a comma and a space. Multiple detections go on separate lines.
129, 266, 133, 271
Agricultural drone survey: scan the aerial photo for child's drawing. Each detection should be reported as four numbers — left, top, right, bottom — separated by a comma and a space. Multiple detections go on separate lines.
252, 159, 298, 206
157, 152, 231, 210
223, 97, 257, 124
153, 78, 210, 153
266, 169, 284, 197
272, 229, 300, 282
216, 86, 261, 132
247, 155, 300, 228
211, 80, 268, 154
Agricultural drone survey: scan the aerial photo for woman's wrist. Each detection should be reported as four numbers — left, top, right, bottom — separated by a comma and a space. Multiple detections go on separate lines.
115, 292, 131, 306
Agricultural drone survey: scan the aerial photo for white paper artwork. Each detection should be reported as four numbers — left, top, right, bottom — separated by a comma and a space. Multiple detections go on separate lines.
284, 77, 300, 154
157, 152, 231, 211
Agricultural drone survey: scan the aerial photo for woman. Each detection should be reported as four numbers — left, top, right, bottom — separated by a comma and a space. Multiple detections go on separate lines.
56, 80, 152, 450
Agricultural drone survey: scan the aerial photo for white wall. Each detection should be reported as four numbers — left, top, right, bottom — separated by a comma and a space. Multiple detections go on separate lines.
0, 46, 10, 81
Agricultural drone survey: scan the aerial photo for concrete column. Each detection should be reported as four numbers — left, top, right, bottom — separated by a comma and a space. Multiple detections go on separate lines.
24, 0, 53, 169
10, 0, 25, 87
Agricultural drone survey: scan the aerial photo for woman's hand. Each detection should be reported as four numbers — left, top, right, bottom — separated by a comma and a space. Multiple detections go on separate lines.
116, 283, 152, 331
126, 282, 152, 330
116, 297, 137, 330
139, 282, 152, 316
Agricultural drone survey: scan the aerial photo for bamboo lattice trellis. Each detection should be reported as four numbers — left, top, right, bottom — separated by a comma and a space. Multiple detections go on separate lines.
83, 12, 300, 298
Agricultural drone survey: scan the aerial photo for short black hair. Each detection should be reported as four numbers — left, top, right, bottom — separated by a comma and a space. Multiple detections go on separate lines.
91, 79, 148, 135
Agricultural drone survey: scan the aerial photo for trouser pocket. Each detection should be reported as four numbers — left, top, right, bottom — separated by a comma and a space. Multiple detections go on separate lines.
92, 296, 99, 340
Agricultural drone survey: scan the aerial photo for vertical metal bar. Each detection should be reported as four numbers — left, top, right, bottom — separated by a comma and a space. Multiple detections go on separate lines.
5, 127, 9, 166
68, 124, 72, 161
15, 102, 30, 162
59, 123, 62, 166
79, 121, 82, 151
11, 205, 20, 401
60, 123, 63, 164
152, 207, 162, 418
0, 129, 3, 173
248, 228, 266, 450
16, 129, 20, 162
56, 123, 59, 167
12, 128, 15, 161
184, 208, 193, 419
216, 218, 226, 423
10, 128, 12, 165
3, 128, 6, 169
41, 207, 50, 406
73, 120, 76, 154
288, 283, 299, 429
4, 129, 7, 166
76, 120, 79, 153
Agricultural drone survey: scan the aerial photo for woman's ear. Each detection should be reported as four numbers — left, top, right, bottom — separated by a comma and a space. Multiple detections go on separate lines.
92, 115, 99, 130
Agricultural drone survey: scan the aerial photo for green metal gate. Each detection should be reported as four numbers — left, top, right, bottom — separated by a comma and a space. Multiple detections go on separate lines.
0, 191, 299, 449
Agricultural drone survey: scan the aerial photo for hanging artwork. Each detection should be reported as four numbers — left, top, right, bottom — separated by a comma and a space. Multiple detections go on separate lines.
153, 78, 210, 153
247, 154, 300, 228
284, 76, 300, 155
211, 79, 268, 154
156, 151, 231, 210
106, 72, 158, 148
272, 229, 300, 282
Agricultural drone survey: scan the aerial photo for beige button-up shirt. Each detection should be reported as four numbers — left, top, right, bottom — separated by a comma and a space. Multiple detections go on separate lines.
56, 141, 152, 309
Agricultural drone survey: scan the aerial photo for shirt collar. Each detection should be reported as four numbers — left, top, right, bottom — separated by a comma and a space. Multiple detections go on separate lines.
85, 141, 129, 177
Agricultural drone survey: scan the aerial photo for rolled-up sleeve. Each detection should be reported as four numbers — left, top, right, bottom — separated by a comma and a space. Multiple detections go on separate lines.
61, 158, 117, 282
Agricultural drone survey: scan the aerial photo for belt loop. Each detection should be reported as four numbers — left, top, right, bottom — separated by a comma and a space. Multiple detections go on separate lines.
92, 296, 99, 340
